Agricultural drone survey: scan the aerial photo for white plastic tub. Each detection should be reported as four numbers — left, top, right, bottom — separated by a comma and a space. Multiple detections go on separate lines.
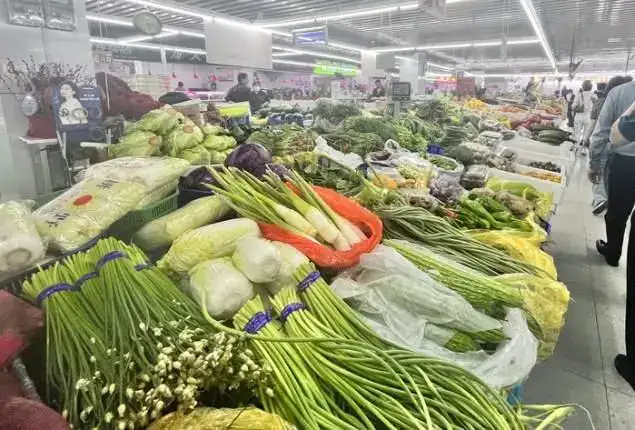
488, 168, 565, 206
500, 135, 574, 160
514, 164, 566, 187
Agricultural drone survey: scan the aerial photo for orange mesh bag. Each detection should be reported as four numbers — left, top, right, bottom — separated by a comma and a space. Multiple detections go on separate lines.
259, 185, 383, 269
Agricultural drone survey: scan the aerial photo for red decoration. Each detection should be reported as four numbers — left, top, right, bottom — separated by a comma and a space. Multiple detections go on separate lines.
26, 113, 56, 139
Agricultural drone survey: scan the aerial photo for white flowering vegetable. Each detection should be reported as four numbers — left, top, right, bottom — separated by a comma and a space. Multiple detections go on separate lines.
133, 196, 231, 251
188, 258, 254, 320
232, 237, 282, 283
157, 218, 261, 277
264, 242, 309, 295
0, 201, 46, 272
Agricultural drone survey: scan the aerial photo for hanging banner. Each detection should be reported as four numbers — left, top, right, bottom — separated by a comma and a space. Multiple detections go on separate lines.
418, 0, 446, 18
205, 18, 272, 69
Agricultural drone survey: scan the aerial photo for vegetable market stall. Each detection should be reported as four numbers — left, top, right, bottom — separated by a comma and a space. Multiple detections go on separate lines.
0, 95, 585, 429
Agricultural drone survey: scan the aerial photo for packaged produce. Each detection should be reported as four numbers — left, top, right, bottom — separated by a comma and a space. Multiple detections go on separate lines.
137, 106, 182, 135
163, 121, 204, 156
460, 164, 489, 189
486, 177, 542, 201
133, 180, 177, 209
178, 145, 210, 165
133, 195, 232, 251
78, 156, 190, 191
187, 257, 254, 320
232, 237, 282, 283
34, 178, 145, 252
109, 130, 162, 158
157, 218, 261, 276
528, 160, 561, 172
0, 201, 46, 272
429, 173, 465, 204
148, 407, 293, 430
522, 170, 562, 183
202, 134, 237, 152
264, 241, 309, 295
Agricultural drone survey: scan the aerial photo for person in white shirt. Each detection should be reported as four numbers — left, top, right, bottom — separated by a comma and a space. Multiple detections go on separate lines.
572, 80, 597, 153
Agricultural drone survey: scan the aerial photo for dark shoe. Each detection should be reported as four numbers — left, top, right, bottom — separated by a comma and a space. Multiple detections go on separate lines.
592, 200, 607, 215
596, 240, 619, 266
615, 354, 635, 392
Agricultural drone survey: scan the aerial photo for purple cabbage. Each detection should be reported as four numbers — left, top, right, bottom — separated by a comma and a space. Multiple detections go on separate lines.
224, 143, 272, 177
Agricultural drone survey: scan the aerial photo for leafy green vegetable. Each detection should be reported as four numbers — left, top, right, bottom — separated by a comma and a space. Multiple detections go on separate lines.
163, 120, 204, 156
178, 145, 210, 165
109, 131, 162, 158
323, 130, 383, 156
312, 99, 361, 125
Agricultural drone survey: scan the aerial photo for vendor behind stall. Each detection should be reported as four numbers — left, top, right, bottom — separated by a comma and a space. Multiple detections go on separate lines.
370, 80, 386, 98
249, 82, 270, 113
225, 72, 251, 103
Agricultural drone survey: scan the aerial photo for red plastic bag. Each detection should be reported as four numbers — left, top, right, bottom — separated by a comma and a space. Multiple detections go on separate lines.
259, 186, 382, 269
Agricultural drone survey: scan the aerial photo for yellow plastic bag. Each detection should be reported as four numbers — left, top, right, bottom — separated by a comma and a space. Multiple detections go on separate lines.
494, 274, 570, 360
469, 229, 556, 280
148, 407, 294, 430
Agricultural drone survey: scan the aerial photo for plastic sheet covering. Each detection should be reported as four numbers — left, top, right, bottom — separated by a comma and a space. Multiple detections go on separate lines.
495, 273, 570, 360
34, 178, 145, 252
148, 407, 294, 430
0, 201, 46, 272
133, 196, 231, 252
469, 229, 556, 279
332, 246, 502, 336
332, 246, 537, 388
77, 157, 190, 192
134, 180, 177, 210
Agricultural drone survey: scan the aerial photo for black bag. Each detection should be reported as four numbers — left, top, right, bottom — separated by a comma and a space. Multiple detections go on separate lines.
573, 93, 585, 114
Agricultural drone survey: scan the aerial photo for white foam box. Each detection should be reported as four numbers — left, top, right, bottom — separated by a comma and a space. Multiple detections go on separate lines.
501, 146, 573, 176
513, 163, 566, 187
500, 135, 574, 161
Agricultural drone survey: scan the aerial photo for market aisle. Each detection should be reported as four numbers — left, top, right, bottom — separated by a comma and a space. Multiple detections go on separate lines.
524, 157, 635, 429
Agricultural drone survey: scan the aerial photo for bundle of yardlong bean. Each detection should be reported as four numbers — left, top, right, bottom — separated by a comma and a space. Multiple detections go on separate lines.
376, 205, 543, 276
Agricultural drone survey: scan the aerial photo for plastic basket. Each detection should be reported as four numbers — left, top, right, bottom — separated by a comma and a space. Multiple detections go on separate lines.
109, 188, 179, 241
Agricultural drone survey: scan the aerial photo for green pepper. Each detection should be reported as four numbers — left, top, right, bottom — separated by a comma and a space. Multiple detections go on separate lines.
491, 211, 512, 223
462, 199, 501, 229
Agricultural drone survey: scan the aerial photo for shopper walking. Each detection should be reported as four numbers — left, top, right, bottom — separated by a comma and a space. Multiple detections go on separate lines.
588, 76, 634, 214
565, 90, 575, 128
592, 97, 635, 391
592, 79, 635, 268
572, 81, 596, 154
225, 72, 251, 103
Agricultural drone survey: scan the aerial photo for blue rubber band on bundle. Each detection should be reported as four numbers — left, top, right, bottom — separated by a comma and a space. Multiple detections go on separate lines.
36, 283, 75, 305
280, 303, 306, 322
95, 251, 126, 270
244, 311, 272, 334
74, 271, 98, 290
297, 271, 320, 292
134, 262, 152, 271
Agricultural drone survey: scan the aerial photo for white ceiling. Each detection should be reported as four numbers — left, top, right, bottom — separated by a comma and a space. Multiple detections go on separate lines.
85, 0, 635, 74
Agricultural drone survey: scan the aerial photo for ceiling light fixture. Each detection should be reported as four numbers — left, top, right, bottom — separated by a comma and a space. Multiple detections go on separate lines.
86, 14, 134, 27
272, 59, 360, 73
272, 52, 298, 57
518, 0, 558, 72
272, 46, 360, 63
260, 0, 470, 28
119, 30, 178, 44
427, 62, 455, 71
372, 37, 540, 53
120, 0, 208, 19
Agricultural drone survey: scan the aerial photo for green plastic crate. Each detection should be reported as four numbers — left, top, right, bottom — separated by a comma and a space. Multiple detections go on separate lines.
109, 188, 179, 242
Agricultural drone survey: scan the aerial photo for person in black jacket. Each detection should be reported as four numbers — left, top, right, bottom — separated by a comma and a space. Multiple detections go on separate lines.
225, 73, 251, 103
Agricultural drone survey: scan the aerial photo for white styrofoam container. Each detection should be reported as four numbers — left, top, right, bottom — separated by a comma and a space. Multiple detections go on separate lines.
514, 164, 566, 187
501, 135, 574, 160
500, 146, 573, 176
488, 168, 565, 206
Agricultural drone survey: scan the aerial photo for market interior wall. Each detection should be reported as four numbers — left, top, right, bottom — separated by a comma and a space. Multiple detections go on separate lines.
0, 1, 94, 200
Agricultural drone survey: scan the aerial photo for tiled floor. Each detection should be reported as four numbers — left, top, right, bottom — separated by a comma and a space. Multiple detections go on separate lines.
523, 157, 635, 429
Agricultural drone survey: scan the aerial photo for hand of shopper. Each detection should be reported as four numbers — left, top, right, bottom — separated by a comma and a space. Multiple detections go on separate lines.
588, 168, 601, 184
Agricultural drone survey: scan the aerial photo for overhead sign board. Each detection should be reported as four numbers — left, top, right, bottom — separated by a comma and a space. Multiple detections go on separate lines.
313, 61, 357, 77
294, 26, 328, 47
418, 0, 446, 18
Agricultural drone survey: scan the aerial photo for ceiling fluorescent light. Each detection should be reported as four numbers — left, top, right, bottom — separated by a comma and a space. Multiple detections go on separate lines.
292, 26, 327, 32
120, 0, 208, 19
272, 52, 298, 57
395, 55, 414, 61
86, 14, 134, 27
120, 31, 177, 44
272, 45, 360, 63
427, 62, 455, 71
507, 37, 541, 45
518, 0, 558, 72
373, 37, 539, 53
328, 42, 365, 53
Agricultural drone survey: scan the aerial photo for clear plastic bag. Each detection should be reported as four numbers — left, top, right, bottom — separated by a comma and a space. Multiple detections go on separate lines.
77, 157, 190, 192
331, 246, 538, 388
34, 178, 145, 252
0, 201, 46, 272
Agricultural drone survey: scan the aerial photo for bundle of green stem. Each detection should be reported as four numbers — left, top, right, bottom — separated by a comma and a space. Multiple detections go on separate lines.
376, 205, 543, 276
206, 166, 366, 250
21, 237, 266, 429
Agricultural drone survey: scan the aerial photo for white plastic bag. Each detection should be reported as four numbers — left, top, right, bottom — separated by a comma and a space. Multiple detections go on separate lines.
313, 136, 364, 169
187, 258, 254, 320
0, 201, 46, 272
332, 245, 538, 388
264, 242, 309, 295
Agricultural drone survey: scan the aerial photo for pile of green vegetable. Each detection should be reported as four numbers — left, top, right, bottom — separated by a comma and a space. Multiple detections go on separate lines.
530, 125, 575, 145
452, 193, 534, 231
247, 124, 317, 157
341, 116, 427, 151
312, 99, 361, 128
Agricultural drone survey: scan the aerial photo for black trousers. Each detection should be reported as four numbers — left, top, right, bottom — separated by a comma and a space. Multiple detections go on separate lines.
604, 153, 635, 357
